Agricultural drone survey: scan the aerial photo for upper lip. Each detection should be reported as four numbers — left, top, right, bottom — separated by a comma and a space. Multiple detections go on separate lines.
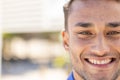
84, 56, 117, 60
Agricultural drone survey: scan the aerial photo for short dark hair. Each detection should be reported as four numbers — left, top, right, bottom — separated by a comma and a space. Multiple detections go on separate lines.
63, 0, 120, 30
63, 0, 74, 30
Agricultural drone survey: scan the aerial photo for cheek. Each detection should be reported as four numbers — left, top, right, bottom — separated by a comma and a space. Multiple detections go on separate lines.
69, 38, 82, 60
69, 47, 84, 70
69, 38, 91, 64
69, 37, 92, 48
69, 39, 83, 57
109, 40, 120, 51
68, 36, 93, 60
111, 39, 120, 44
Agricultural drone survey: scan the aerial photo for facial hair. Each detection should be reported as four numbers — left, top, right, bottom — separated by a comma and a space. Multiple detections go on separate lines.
73, 64, 120, 80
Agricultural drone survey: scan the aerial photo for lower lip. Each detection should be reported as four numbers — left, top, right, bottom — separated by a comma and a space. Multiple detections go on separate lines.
84, 59, 116, 69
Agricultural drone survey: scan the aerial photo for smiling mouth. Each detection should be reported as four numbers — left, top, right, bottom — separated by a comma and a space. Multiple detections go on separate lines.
85, 58, 116, 65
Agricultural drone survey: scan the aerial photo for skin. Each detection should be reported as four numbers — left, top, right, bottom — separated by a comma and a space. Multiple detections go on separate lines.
62, 0, 120, 80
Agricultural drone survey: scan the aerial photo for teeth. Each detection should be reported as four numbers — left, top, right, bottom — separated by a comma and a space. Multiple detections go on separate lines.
88, 59, 111, 65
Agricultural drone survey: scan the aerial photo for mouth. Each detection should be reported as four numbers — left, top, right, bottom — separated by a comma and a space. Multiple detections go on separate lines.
84, 57, 116, 68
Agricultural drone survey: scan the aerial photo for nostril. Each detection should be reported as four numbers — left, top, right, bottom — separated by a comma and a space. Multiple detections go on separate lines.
91, 41, 110, 54
90, 51, 108, 57
90, 48, 110, 57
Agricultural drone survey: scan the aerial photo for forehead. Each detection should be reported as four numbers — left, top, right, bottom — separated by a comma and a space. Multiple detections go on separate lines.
68, 0, 120, 24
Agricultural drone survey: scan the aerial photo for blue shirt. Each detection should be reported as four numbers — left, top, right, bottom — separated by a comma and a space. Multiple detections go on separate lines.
67, 72, 74, 80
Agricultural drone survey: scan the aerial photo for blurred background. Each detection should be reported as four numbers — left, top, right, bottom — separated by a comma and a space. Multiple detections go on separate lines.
2, 0, 71, 80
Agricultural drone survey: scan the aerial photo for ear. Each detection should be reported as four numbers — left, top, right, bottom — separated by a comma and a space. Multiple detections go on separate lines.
62, 31, 69, 51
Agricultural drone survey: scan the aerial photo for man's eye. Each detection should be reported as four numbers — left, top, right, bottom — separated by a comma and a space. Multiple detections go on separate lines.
78, 31, 92, 35
106, 31, 120, 35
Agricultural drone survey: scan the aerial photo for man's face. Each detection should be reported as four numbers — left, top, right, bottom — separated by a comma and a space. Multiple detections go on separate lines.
62, 1, 120, 80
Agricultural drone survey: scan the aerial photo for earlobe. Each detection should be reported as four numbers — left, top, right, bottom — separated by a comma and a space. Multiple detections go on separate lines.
62, 31, 69, 50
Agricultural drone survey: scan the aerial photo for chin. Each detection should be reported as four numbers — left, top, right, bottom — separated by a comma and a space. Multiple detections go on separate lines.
76, 67, 120, 80
84, 70, 120, 80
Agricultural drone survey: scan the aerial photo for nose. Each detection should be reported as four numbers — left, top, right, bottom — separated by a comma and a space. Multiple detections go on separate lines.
91, 35, 110, 56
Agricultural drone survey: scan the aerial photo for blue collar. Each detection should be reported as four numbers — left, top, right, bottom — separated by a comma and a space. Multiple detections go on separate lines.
67, 72, 74, 80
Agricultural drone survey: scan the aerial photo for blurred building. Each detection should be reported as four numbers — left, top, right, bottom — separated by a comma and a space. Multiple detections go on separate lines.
2, 1, 71, 80
2, 0, 68, 60
2, 0, 65, 33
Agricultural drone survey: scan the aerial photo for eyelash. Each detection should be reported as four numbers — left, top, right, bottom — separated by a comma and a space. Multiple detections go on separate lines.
77, 31, 120, 40
106, 31, 120, 35
78, 31, 92, 35
78, 31, 120, 35
77, 31, 95, 40
106, 31, 120, 40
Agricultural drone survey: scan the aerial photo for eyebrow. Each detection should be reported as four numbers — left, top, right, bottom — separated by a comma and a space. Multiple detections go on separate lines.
75, 22, 120, 28
106, 22, 120, 28
75, 22, 93, 28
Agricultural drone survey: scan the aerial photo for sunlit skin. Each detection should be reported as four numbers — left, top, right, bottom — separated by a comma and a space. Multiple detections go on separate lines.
62, 0, 120, 80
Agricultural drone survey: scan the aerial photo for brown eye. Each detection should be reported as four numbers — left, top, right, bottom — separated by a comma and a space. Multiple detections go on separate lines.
106, 31, 120, 35
77, 31, 95, 40
78, 31, 92, 35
